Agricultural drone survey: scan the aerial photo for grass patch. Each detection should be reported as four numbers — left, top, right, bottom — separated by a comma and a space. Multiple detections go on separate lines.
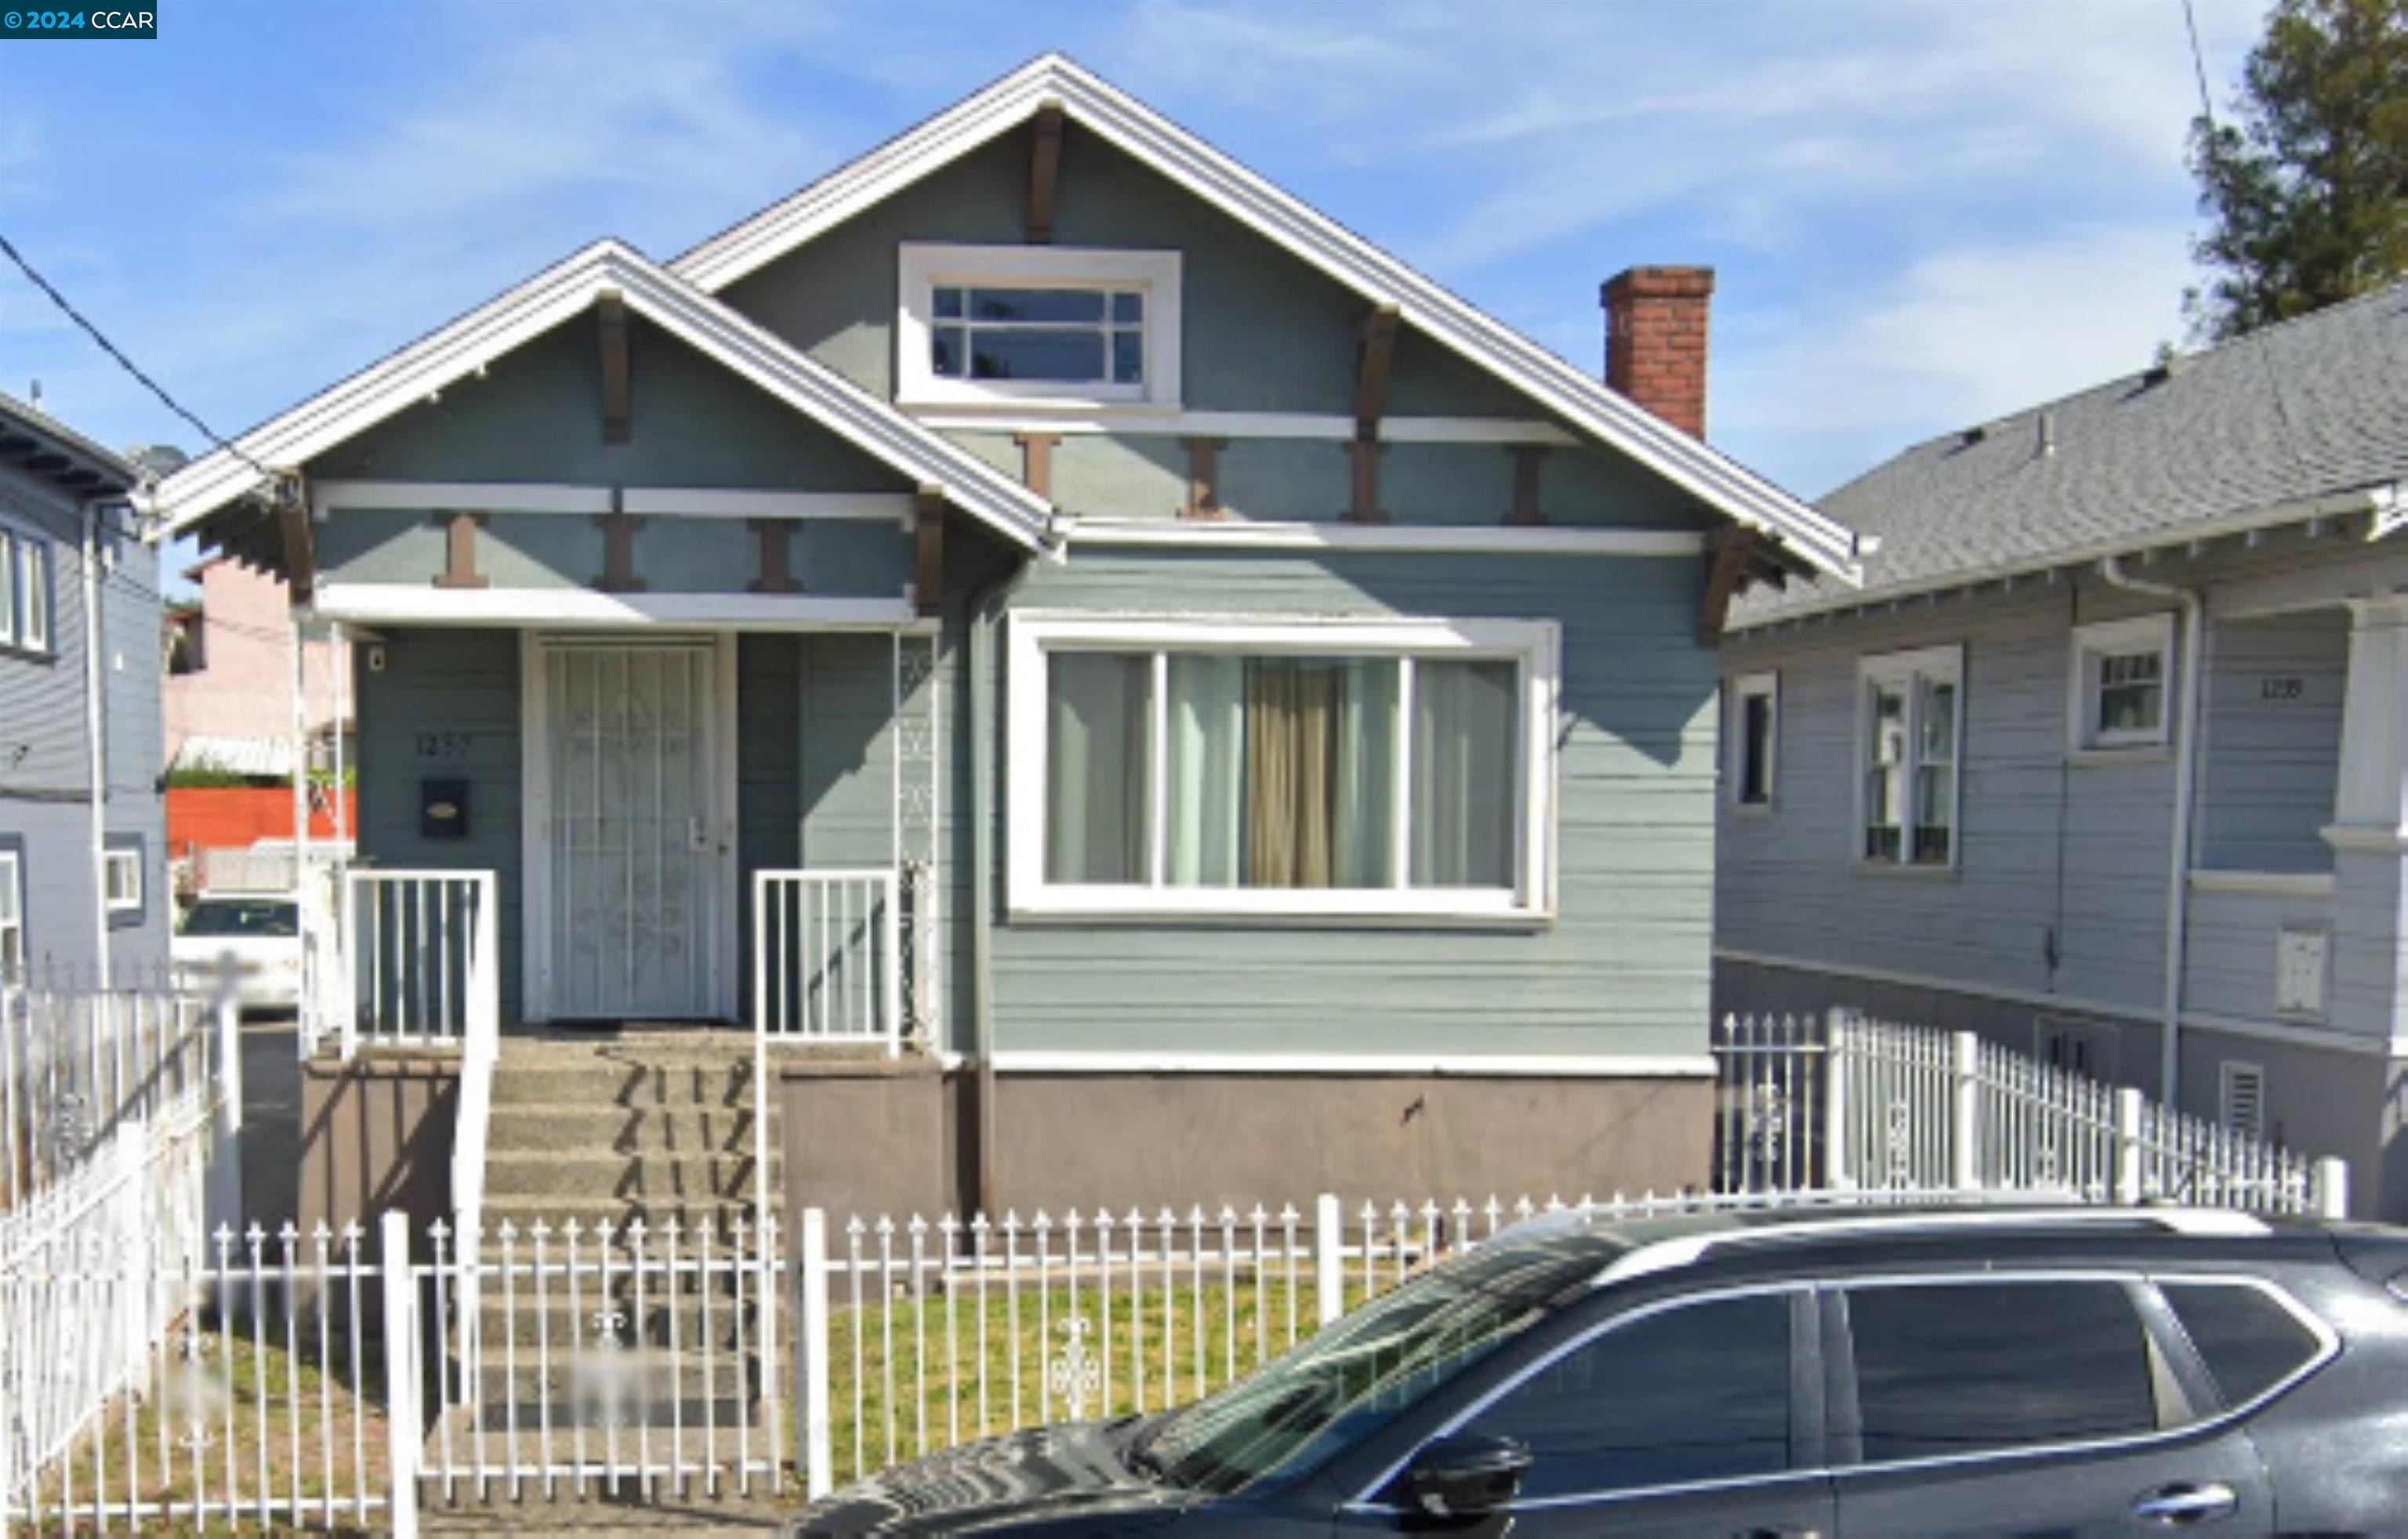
20, 1323, 393, 1534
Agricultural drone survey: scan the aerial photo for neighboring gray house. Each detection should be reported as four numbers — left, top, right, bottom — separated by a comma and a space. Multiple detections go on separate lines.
144, 55, 1862, 1222
0, 392, 169, 987
1716, 282, 2408, 1216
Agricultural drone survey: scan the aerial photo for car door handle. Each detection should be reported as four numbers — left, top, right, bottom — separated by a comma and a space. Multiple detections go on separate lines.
2132, 1483, 2239, 1525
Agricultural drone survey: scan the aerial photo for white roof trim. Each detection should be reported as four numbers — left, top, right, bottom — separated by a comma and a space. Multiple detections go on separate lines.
147, 240, 1054, 549
672, 54, 1860, 582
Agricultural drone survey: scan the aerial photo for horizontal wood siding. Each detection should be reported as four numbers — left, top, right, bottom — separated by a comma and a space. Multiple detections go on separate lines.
353, 629, 528, 1019
2197, 609, 2346, 874
981, 549, 1718, 1060
1720, 581, 2183, 1016
797, 633, 898, 871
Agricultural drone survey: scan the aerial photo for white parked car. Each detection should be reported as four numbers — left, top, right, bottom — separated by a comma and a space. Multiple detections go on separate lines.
173, 894, 303, 1010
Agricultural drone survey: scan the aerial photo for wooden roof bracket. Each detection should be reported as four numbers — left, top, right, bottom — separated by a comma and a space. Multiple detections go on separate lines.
274, 471, 317, 604
1346, 303, 1400, 523
597, 291, 632, 444
1026, 103, 1065, 244
1698, 526, 1760, 646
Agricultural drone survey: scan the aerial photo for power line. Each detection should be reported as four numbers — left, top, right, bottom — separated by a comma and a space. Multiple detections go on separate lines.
0, 230, 287, 494
2181, 0, 2221, 138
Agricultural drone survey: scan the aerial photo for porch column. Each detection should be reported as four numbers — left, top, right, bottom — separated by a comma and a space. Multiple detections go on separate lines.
2325, 594, 2408, 1051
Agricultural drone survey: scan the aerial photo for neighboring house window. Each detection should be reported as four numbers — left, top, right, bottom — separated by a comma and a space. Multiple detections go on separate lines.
2219, 1060, 2267, 1142
103, 844, 143, 918
0, 529, 14, 646
2068, 614, 2174, 753
1006, 614, 1558, 920
0, 849, 21, 980
1728, 671, 1777, 808
15, 536, 49, 653
1856, 645, 1962, 867
896, 244, 1182, 410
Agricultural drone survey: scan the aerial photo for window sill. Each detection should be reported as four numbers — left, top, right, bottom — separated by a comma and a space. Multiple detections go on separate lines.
0, 643, 56, 664
1851, 860, 1960, 882
1007, 889, 1553, 930
1729, 801, 1775, 819
2068, 744, 2170, 766
898, 390, 1177, 417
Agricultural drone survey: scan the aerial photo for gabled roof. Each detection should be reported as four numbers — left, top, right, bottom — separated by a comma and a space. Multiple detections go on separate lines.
147, 241, 1055, 548
1736, 280, 2408, 627
673, 53, 1862, 583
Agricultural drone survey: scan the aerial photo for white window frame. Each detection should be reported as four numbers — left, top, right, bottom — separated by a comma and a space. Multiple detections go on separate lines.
0, 850, 21, 980
1854, 643, 1964, 871
895, 244, 1183, 412
2067, 613, 2175, 755
1728, 671, 1778, 810
102, 846, 142, 915
0, 529, 15, 646
1004, 611, 1558, 923
2218, 1059, 2267, 1142
16, 537, 47, 654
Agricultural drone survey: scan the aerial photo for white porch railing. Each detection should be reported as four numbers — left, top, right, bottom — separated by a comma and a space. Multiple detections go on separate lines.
314, 869, 501, 1056
750, 870, 901, 1052
1714, 1009, 2347, 1216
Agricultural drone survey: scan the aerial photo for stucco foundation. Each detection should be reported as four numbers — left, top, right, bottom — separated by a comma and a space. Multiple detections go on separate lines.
773, 1065, 1712, 1221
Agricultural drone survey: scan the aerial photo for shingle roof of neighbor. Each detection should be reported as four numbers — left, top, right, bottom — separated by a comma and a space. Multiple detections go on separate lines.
1734, 278, 2408, 626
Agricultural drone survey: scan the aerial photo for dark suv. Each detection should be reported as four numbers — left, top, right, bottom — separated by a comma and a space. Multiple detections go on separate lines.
793, 1203, 2408, 1536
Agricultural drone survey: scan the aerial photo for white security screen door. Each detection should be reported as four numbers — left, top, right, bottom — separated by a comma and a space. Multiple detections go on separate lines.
535, 638, 732, 1019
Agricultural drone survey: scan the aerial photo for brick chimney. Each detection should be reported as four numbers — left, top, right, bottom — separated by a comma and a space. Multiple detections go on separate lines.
1601, 266, 1715, 437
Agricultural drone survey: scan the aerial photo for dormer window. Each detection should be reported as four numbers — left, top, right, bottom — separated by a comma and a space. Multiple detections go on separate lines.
898, 244, 1181, 411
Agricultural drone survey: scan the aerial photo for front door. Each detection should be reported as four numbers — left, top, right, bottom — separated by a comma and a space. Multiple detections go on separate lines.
529, 636, 734, 1020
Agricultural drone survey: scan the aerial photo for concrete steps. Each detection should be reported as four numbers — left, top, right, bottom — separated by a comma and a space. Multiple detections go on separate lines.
438, 1033, 780, 1468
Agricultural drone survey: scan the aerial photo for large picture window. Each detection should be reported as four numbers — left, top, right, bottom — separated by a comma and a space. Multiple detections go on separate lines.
1857, 645, 1962, 868
1010, 615, 1556, 921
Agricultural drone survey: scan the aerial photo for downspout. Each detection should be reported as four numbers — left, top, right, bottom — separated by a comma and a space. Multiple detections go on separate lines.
82, 499, 111, 987
2099, 556, 2204, 1105
965, 542, 1047, 1220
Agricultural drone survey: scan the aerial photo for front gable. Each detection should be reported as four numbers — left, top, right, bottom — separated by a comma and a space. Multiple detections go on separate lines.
677, 55, 1860, 580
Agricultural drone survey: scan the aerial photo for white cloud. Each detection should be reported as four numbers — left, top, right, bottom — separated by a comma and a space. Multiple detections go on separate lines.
1715, 222, 2193, 494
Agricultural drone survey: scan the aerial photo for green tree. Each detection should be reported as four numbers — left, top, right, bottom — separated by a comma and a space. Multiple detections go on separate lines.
2185, 0, 2408, 339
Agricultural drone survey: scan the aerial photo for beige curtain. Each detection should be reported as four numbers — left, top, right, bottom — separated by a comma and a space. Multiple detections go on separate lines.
1244, 661, 1338, 888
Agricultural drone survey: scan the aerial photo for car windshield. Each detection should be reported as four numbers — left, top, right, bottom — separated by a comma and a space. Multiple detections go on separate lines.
1133, 1233, 1602, 1495
180, 900, 300, 938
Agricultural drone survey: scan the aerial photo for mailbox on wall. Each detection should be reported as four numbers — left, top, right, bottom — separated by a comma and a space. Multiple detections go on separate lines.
421, 778, 469, 841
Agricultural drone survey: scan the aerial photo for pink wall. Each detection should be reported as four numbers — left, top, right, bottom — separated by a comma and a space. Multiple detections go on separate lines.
162, 561, 350, 764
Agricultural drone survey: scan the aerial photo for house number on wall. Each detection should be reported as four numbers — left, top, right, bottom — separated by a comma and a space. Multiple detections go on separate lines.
2259, 676, 2305, 701
415, 731, 473, 759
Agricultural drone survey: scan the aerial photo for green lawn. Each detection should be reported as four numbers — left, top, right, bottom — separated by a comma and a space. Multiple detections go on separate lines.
23, 1325, 392, 1534
824, 1265, 1413, 1483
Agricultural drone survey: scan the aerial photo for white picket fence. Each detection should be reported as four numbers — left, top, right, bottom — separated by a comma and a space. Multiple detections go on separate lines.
0, 983, 242, 1523
1715, 1009, 2347, 1216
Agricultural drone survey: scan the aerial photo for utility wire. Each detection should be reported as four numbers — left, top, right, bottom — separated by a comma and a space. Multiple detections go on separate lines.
0, 230, 288, 494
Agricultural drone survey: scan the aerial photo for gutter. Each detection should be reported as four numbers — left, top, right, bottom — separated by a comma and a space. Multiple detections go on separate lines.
82, 499, 111, 987
1733, 482, 2395, 634
965, 552, 1040, 1219
2098, 556, 2205, 1105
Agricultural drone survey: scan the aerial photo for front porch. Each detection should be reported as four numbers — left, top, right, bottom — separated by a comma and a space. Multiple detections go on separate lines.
296, 624, 945, 1060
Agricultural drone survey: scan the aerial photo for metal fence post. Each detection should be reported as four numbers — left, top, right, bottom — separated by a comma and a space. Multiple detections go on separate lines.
379, 1210, 420, 1539
1822, 1008, 1851, 1189
205, 985, 245, 1236
1315, 1194, 1344, 1327
2312, 1157, 2350, 1220
797, 1208, 833, 1500
1950, 1032, 1981, 1191
2114, 1088, 2146, 1204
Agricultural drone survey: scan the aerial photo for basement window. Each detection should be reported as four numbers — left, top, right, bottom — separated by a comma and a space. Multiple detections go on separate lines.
0, 849, 21, 980
897, 244, 1182, 411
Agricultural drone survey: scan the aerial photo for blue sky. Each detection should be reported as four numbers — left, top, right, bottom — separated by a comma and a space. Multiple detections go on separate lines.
2, 0, 2265, 514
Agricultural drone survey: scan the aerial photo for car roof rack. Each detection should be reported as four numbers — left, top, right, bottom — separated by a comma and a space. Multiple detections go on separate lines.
1594, 1204, 2272, 1285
